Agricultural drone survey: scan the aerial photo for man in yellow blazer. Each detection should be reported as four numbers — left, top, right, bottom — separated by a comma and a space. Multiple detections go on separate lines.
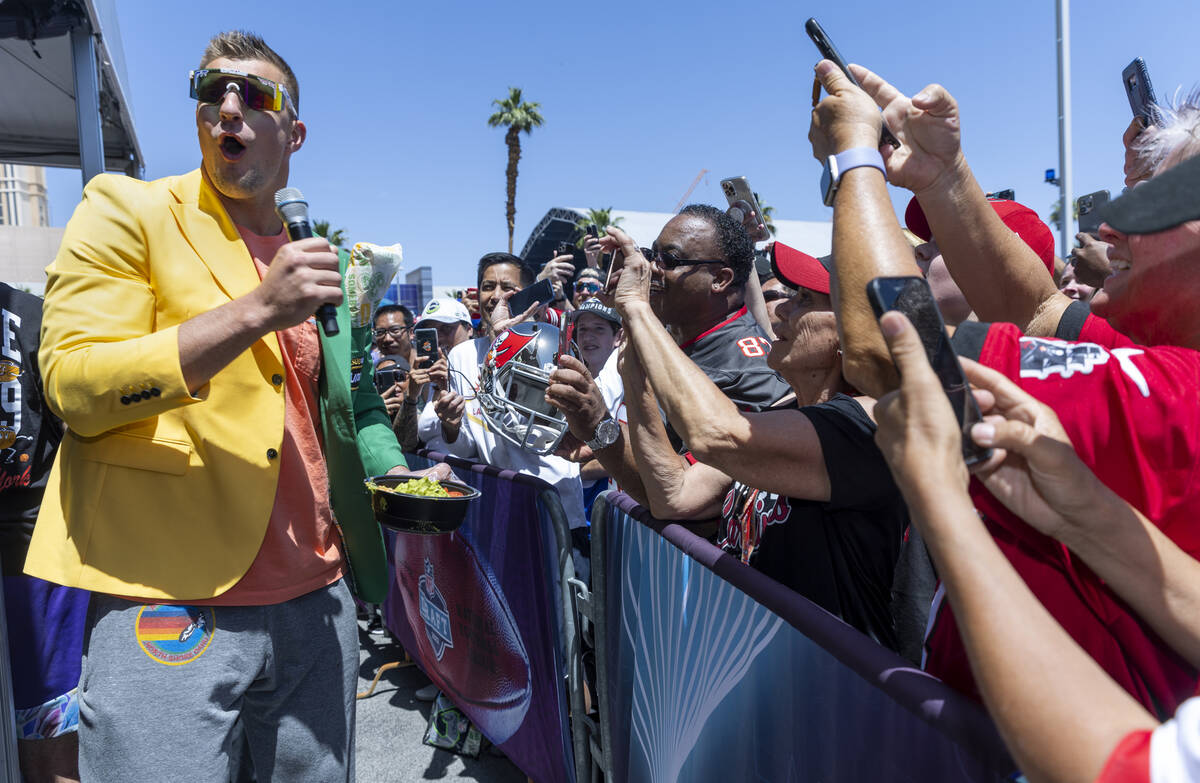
24, 31, 442, 780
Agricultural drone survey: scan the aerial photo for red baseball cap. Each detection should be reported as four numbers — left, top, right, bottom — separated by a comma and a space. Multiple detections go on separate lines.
771, 242, 831, 295
904, 196, 1056, 274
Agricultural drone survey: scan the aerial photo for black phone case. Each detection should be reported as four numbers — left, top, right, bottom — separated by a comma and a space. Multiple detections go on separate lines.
507, 278, 555, 316
805, 18, 900, 149
1122, 58, 1162, 127
865, 276, 993, 466
414, 328, 439, 364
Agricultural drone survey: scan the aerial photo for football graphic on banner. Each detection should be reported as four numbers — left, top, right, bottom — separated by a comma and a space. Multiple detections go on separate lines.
394, 530, 532, 743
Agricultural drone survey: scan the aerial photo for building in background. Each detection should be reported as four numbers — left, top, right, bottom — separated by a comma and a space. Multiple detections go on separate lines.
0, 165, 50, 227
381, 265, 434, 314
0, 165, 64, 296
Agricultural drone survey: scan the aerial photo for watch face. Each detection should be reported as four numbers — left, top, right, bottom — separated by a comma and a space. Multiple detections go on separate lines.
592, 417, 619, 449
820, 158, 836, 207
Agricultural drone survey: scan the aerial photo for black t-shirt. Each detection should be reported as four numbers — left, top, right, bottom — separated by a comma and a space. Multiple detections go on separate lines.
0, 284, 62, 574
717, 394, 907, 651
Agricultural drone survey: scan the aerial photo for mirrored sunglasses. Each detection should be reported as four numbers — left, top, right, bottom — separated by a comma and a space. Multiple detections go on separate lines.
189, 68, 295, 114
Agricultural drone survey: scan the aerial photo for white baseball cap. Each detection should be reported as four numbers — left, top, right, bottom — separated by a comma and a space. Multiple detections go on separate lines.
416, 297, 472, 327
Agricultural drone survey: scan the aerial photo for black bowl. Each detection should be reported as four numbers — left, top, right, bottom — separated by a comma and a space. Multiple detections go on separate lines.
364, 475, 481, 535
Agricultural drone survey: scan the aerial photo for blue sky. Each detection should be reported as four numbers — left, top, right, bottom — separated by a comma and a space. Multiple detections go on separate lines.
44, 0, 1200, 286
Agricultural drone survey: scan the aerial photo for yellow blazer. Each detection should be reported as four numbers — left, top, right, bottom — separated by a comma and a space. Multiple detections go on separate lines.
25, 169, 404, 601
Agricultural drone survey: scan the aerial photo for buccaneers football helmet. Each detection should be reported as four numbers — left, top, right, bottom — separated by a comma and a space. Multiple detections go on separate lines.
478, 321, 575, 455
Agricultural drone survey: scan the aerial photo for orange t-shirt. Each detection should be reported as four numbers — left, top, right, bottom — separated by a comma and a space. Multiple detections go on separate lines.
207, 227, 344, 605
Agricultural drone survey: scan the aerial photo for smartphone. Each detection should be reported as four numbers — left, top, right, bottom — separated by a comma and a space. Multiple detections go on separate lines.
1122, 58, 1163, 128
805, 18, 900, 149
554, 240, 588, 279
465, 287, 480, 320
374, 366, 407, 395
720, 177, 772, 243
414, 328, 439, 365
604, 248, 625, 293
506, 278, 556, 316
1076, 189, 1111, 235
586, 224, 599, 239
373, 368, 393, 394
866, 276, 993, 466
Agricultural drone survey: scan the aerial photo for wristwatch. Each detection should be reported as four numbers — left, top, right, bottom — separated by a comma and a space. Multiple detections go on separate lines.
820, 147, 887, 207
585, 415, 620, 452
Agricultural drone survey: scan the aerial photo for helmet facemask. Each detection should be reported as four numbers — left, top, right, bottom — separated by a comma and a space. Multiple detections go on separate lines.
478, 322, 575, 455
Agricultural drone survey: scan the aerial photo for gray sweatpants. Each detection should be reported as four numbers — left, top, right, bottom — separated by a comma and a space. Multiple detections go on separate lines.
78, 579, 358, 782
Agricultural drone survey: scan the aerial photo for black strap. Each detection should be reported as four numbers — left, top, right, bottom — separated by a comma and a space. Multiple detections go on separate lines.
950, 321, 990, 361
1055, 300, 1091, 341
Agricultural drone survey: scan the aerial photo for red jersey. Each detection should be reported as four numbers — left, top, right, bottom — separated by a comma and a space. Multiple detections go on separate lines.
1097, 697, 1200, 783
929, 302, 1200, 718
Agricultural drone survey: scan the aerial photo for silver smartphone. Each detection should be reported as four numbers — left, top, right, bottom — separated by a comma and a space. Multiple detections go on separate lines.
720, 176, 772, 243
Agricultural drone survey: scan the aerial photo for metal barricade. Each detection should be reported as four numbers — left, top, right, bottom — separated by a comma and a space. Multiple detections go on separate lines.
590, 491, 1018, 783
0, 563, 21, 782
380, 451, 587, 783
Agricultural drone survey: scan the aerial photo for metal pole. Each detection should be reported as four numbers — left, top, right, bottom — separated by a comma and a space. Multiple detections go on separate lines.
1056, 0, 1073, 256
0, 565, 21, 782
70, 23, 105, 187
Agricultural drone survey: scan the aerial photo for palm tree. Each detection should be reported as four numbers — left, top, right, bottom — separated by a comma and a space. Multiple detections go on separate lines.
753, 192, 777, 236
312, 219, 348, 249
487, 87, 545, 252
1047, 199, 1079, 233
573, 207, 625, 246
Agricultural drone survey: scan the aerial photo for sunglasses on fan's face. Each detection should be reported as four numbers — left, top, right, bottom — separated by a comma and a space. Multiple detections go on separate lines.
641, 246, 726, 271
189, 68, 295, 114
574, 280, 603, 295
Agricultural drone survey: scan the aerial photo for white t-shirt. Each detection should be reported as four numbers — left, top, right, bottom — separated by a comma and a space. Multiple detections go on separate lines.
595, 348, 627, 426
418, 337, 587, 529
582, 350, 627, 493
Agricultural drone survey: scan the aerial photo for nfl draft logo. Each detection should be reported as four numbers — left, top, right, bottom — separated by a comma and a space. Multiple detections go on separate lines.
419, 559, 454, 660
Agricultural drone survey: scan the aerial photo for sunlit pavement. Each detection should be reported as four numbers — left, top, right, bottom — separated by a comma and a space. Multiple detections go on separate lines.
354, 618, 527, 782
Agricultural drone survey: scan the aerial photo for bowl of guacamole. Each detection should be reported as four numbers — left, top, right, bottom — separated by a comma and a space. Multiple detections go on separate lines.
364, 474, 481, 534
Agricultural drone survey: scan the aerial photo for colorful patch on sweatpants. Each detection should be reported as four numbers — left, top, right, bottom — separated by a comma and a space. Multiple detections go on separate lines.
134, 605, 216, 665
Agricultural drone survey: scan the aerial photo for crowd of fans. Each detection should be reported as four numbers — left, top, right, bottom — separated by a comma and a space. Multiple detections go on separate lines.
5, 24, 1200, 783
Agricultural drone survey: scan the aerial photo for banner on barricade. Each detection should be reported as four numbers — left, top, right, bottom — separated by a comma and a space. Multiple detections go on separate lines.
384, 455, 575, 783
597, 493, 1020, 783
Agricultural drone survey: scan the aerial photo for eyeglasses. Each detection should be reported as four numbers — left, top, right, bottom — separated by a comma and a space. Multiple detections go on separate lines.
372, 325, 412, 339
574, 280, 603, 293
762, 289, 792, 303
189, 68, 295, 114
641, 247, 726, 271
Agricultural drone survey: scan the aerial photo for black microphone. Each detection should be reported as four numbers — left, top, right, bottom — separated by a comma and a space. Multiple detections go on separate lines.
274, 187, 339, 336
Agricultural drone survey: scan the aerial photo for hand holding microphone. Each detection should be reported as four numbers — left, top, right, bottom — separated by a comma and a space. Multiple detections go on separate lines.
270, 188, 341, 336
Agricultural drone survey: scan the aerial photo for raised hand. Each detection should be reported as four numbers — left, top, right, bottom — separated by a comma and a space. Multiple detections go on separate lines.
808, 60, 885, 162
379, 381, 403, 417
251, 237, 343, 332
1123, 117, 1157, 187
546, 354, 610, 444
872, 311, 970, 496
432, 389, 466, 443
488, 288, 540, 337
1069, 232, 1113, 289
538, 254, 575, 302
848, 63, 966, 195
598, 227, 654, 315
963, 358, 1101, 541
